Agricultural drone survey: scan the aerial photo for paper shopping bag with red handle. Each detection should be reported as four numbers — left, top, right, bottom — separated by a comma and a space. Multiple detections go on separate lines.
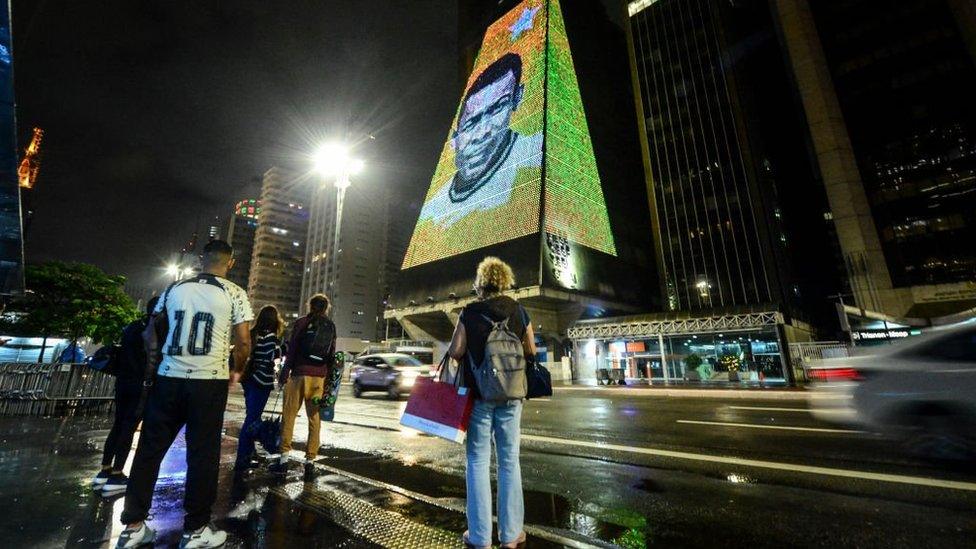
400, 365, 474, 443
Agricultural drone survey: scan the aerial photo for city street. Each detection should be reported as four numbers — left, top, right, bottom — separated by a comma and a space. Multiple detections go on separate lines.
2, 385, 975, 548
223, 385, 976, 547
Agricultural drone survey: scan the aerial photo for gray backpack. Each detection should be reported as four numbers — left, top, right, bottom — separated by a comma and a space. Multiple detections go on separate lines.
470, 314, 527, 402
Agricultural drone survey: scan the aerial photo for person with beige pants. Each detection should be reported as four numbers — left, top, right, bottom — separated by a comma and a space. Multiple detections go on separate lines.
272, 294, 336, 472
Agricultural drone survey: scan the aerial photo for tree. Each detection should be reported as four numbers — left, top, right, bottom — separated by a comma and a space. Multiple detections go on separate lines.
1, 262, 139, 352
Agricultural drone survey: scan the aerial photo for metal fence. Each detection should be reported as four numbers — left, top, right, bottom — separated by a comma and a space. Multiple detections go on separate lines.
788, 342, 852, 382
0, 362, 116, 416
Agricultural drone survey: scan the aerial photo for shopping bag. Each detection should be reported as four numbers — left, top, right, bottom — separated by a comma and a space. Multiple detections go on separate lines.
399, 356, 474, 443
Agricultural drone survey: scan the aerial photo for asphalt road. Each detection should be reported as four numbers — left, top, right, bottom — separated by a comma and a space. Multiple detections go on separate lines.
231, 385, 976, 548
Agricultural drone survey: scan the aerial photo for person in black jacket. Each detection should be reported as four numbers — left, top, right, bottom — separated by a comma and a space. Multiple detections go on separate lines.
92, 296, 159, 497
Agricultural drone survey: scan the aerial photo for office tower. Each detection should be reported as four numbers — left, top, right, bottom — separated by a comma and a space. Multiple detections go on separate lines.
248, 167, 309, 319
301, 181, 388, 340
628, 0, 839, 325
225, 199, 259, 290
774, 0, 976, 317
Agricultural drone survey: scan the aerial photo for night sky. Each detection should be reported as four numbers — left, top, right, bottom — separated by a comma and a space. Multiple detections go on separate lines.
11, 0, 458, 293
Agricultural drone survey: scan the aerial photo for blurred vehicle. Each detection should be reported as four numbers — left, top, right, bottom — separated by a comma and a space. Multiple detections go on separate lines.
349, 353, 431, 399
806, 322, 976, 461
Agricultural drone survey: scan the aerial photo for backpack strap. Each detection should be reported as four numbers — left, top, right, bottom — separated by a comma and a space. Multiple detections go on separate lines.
480, 314, 509, 330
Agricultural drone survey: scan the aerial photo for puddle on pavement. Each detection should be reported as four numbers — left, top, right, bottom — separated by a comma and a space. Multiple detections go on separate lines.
318, 446, 637, 546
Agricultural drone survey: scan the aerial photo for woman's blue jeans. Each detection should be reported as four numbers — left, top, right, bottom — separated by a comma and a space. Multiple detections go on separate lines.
465, 399, 524, 546
236, 381, 272, 465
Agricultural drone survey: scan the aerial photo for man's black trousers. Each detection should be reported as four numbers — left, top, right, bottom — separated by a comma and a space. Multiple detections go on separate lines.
121, 376, 228, 531
102, 380, 142, 469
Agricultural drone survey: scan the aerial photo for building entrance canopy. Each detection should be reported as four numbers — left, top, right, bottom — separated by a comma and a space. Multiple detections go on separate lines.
568, 311, 791, 385
568, 311, 784, 340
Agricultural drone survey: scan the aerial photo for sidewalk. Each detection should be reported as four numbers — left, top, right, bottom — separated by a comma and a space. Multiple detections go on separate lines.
0, 412, 600, 548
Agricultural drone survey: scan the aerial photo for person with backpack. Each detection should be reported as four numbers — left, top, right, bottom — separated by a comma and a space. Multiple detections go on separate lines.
272, 293, 336, 473
446, 257, 536, 549
92, 296, 159, 497
116, 240, 253, 549
235, 305, 284, 471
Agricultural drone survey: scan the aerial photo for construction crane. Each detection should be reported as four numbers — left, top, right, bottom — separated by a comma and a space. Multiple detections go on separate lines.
18, 127, 43, 189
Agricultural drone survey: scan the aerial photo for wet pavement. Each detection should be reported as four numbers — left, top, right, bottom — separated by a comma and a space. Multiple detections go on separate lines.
1, 385, 975, 548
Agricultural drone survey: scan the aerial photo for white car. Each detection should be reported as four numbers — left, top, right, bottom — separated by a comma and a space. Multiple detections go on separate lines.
806, 322, 976, 460
349, 353, 432, 399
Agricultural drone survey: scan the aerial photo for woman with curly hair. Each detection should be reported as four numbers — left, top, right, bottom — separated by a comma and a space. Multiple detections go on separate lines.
448, 256, 536, 549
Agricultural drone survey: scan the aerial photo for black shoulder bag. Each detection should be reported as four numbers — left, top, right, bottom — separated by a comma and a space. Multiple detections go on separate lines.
520, 304, 552, 399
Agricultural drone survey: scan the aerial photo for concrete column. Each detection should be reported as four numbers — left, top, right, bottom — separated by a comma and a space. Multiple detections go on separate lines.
658, 333, 668, 381
771, 0, 905, 316
948, 0, 976, 68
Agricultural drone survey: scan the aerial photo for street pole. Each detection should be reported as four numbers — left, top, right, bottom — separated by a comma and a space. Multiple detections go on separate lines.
330, 173, 350, 301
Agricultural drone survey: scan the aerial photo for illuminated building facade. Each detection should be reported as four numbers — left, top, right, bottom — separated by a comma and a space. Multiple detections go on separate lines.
390, 0, 656, 364
248, 167, 309, 319
225, 199, 259, 290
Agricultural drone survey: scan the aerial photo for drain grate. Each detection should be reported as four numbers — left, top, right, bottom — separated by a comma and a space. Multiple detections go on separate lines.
273, 482, 463, 549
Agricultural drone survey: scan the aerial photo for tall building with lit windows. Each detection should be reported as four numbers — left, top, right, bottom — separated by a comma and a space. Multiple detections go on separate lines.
301, 182, 388, 340
225, 199, 259, 290
627, 0, 840, 328
774, 0, 976, 317
248, 167, 309, 319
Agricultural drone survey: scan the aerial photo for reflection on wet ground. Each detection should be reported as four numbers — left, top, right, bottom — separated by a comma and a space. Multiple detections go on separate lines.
1, 415, 633, 548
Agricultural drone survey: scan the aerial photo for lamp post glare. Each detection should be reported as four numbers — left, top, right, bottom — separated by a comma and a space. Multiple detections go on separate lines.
312, 143, 363, 299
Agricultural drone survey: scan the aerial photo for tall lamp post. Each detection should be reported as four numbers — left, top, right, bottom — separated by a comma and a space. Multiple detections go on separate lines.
313, 143, 364, 299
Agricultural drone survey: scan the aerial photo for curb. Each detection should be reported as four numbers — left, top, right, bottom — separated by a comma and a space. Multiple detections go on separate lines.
552, 386, 818, 400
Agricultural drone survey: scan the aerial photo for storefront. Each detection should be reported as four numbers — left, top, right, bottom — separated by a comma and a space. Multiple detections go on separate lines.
567, 311, 793, 386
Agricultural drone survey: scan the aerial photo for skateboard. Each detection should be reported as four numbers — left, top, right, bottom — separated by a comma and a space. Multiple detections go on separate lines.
315, 351, 345, 422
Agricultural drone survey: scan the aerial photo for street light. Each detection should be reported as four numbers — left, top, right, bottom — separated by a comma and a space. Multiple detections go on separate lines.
312, 142, 363, 300
165, 263, 181, 280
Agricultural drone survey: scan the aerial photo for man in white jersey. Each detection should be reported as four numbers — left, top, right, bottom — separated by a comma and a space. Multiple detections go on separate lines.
118, 240, 253, 549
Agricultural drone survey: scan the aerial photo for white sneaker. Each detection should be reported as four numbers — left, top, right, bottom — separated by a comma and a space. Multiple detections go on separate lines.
179, 523, 227, 548
92, 469, 111, 488
116, 523, 155, 548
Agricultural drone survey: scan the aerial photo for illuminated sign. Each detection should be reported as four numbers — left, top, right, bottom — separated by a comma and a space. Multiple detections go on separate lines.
851, 329, 921, 341
402, 0, 615, 270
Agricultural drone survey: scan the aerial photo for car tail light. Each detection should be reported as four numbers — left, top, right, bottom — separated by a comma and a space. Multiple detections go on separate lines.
807, 367, 863, 382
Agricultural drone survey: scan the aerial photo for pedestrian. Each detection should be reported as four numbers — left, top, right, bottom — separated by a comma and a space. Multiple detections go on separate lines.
235, 305, 284, 471
116, 240, 253, 549
447, 257, 535, 549
92, 296, 160, 497
272, 293, 336, 473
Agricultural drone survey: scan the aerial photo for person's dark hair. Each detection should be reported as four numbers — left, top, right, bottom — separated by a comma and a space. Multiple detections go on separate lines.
145, 296, 160, 317
202, 240, 234, 265
252, 305, 284, 339
462, 52, 523, 109
309, 294, 330, 317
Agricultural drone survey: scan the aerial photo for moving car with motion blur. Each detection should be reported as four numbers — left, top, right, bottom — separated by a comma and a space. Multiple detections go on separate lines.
806, 321, 976, 461
349, 353, 431, 399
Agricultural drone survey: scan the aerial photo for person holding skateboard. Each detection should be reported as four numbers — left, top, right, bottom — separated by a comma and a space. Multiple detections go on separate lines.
272, 294, 336, 473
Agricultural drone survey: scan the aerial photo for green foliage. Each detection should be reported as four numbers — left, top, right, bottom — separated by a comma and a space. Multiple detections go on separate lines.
613, 528, 648, 549
2, 262, 139, 345
684, 353, 702, 370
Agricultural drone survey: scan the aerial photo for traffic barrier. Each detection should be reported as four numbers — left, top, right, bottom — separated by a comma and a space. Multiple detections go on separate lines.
0, 362, 115, 416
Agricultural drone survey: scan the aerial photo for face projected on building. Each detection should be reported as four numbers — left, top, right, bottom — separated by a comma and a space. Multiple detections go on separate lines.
402, 0, 616, 270
452, 54, 525, 198
418, 51, 544, 232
